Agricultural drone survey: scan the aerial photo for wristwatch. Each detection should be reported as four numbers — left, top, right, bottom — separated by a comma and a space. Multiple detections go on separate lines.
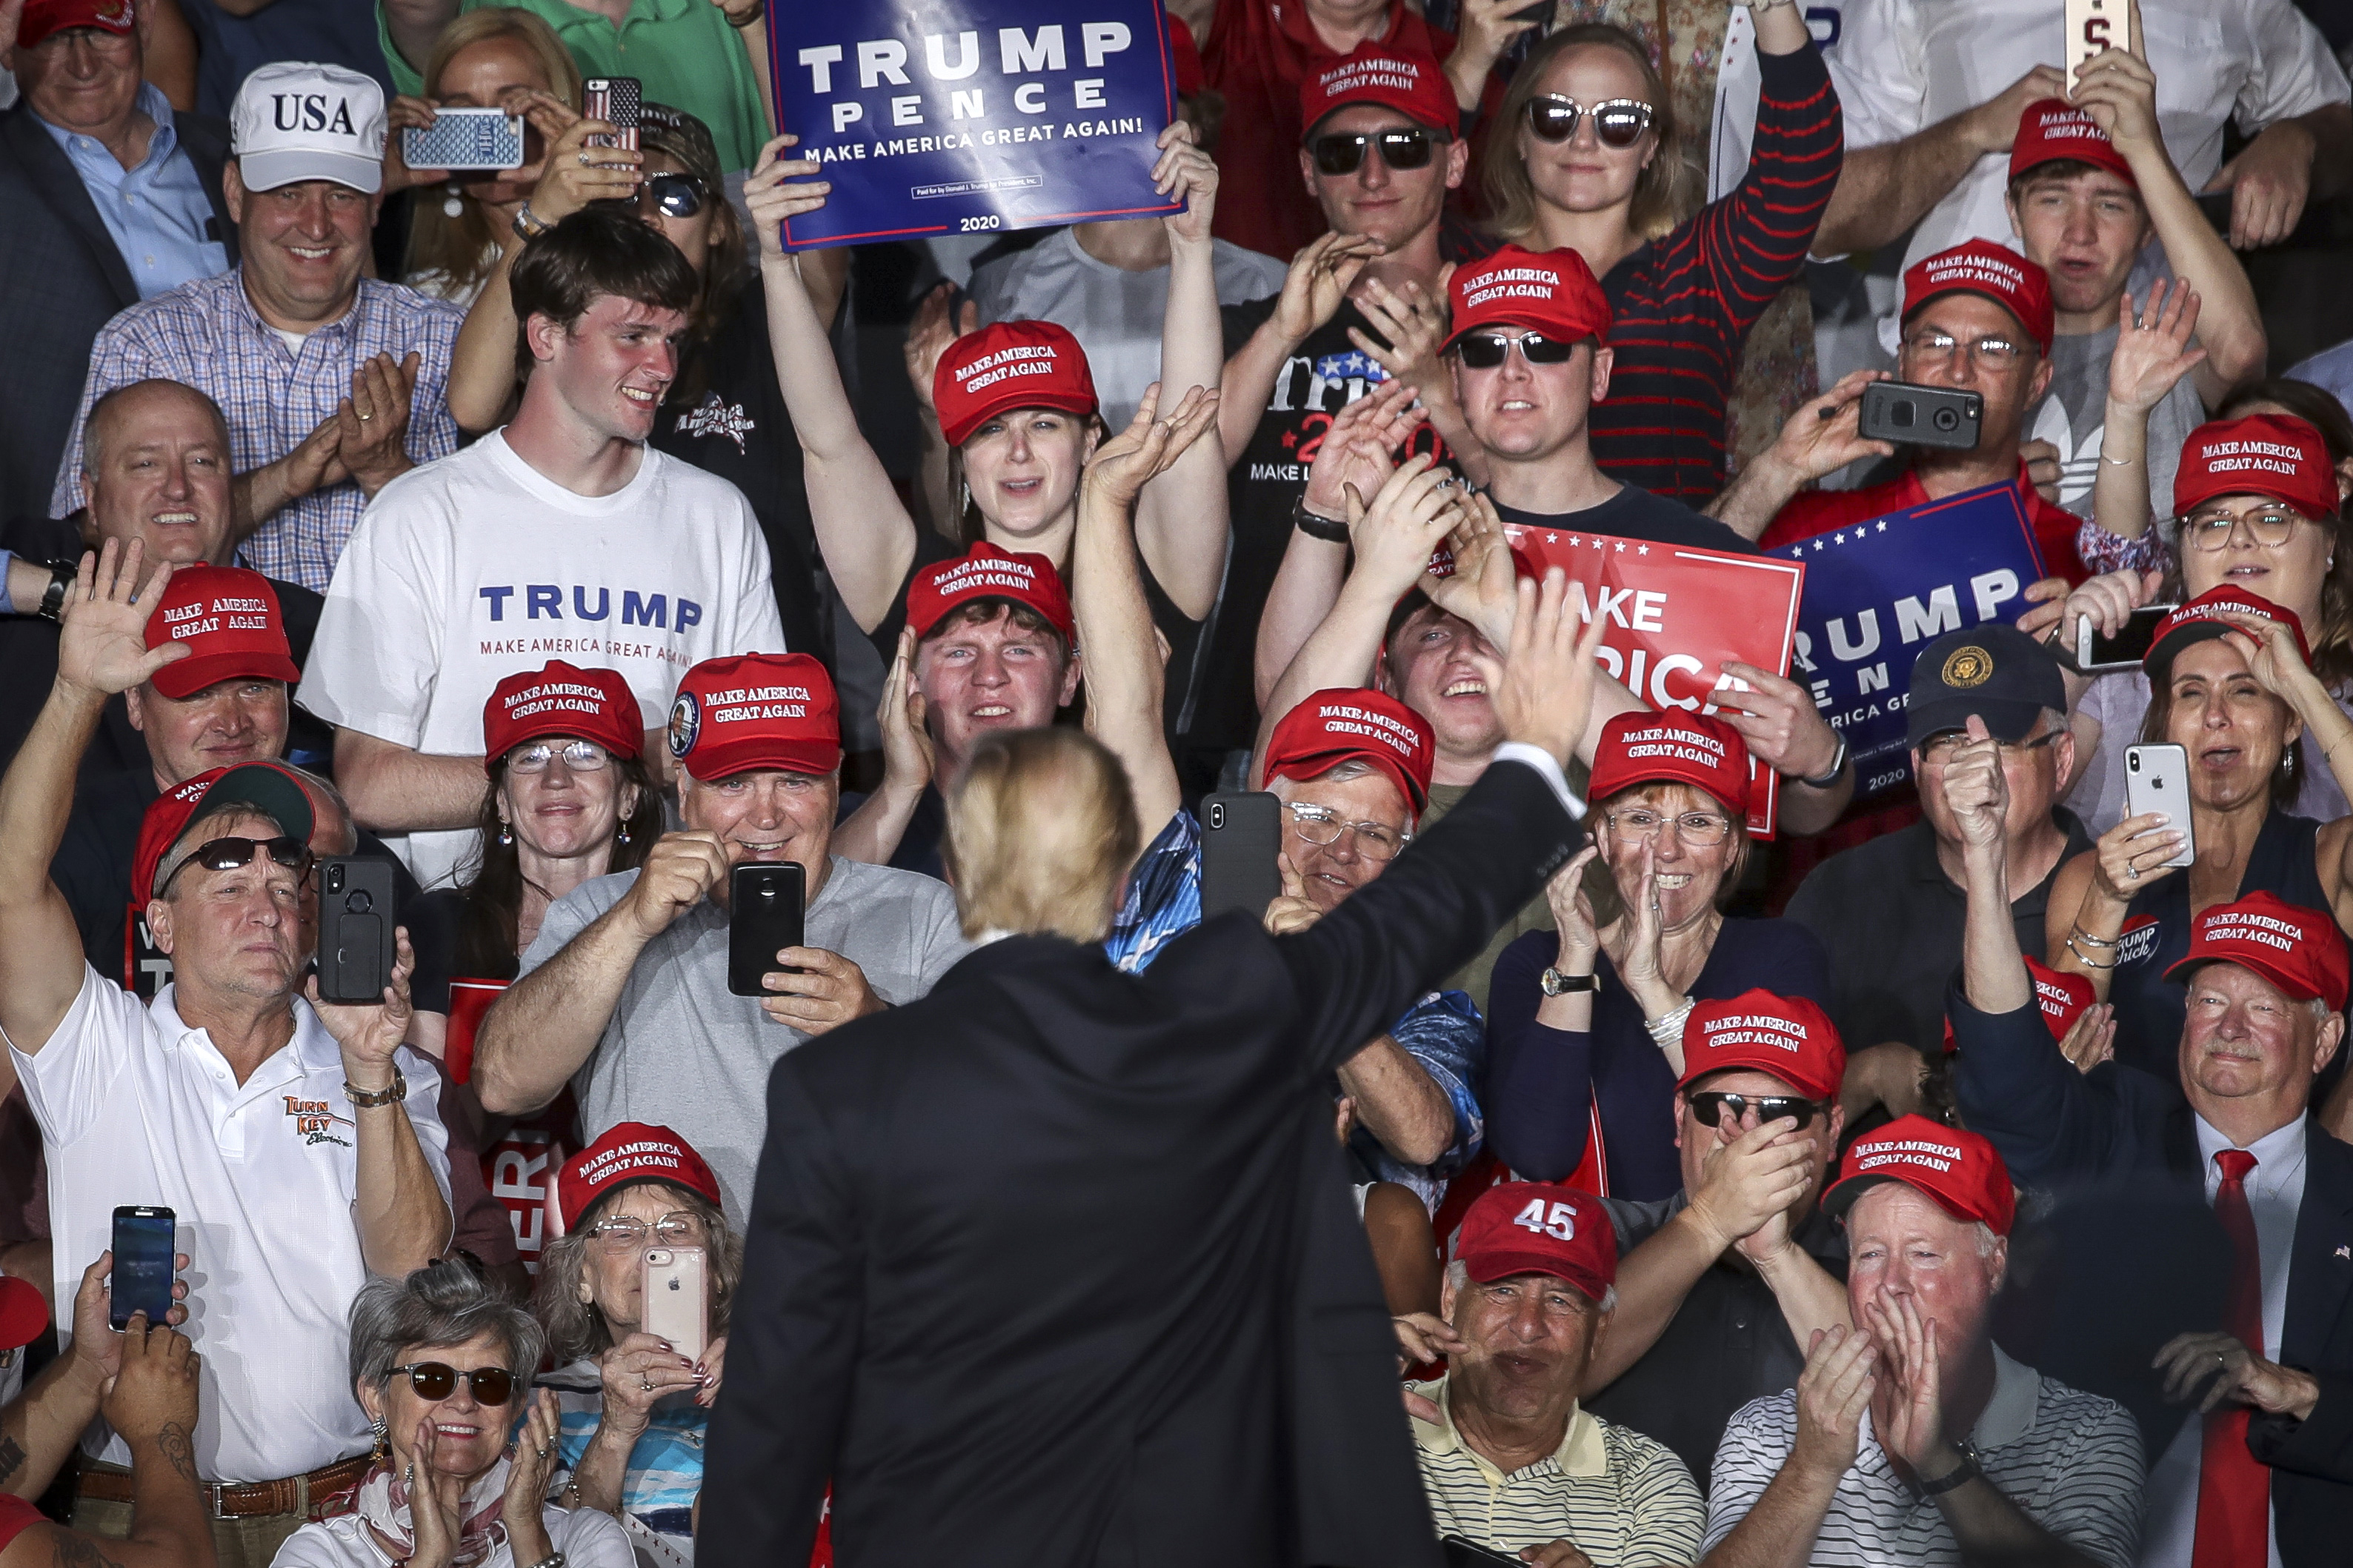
36, 559, 77, 623
1798, 735, 1849, 790
1913, 1438, 1983, 1499
345, 1068, 408, 1110
1540, 967, 1597, 997
1292, 493, 1351, 544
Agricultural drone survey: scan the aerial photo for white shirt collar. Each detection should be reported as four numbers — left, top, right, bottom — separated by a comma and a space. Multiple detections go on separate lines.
2194, 1112, 2307, 1192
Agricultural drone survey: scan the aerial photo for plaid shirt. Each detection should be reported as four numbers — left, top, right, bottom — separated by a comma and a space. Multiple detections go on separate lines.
53, 268, 464, 590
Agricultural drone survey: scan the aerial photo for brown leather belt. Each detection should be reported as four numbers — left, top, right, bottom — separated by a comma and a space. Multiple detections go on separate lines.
76, 1451, 371, 1520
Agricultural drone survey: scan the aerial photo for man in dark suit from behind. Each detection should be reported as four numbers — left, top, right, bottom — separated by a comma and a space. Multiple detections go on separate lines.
702, 576, 1606, 1567
0, 0, 236, 528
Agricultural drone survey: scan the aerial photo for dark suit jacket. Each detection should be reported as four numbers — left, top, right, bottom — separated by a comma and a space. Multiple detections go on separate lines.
700, 760, 1580, 1567
1951, 981, 2353, 1566
0, 102, 236, 528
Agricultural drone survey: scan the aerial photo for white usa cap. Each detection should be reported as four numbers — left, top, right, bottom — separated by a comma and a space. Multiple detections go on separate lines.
230, 61, 386, 195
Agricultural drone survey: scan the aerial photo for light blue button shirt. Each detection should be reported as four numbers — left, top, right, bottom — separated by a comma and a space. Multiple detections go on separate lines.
38, 81, 227, 298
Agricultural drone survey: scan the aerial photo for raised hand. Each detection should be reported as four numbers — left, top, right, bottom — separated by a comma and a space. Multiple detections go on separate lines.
1425, 491, 1520, 651
902, 280, 978, 416
2106, 282, 2207, 415
310, 927, 418, 1082
1302, 379, 1423, 520
1936, 715, 2010, 853
1154, 119, 1219, 245
1263, 852, 1322, 935
1760, 370, 1898, 490
1492, 568, 1611, 770
1543, 845, 1602, 970
1716, 661, 1843, 782
406, 1419, 465, 1568
878, 627, 935, 795
745, 133, 832, 260
383, 95, 450, 191
1789, 1324, 1877, 1481
1865, 1289, 1949, 1474
1271, 230, 1385, 346
1968, 64, 2071, 155
529, 113, 641, 227
2069, 29, 2161, 155
2091, 810, 2183, 901
622, 831, 730, 941
1346, 276, 1452, 405
56, 540, 185, 698
1083, 381, 1222, 508
2222, 610, 2323, 705
1343, 454, 1469, 596
501, 1390, 563, 1565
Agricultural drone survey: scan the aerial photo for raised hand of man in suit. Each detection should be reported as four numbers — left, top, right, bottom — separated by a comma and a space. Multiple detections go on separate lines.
1491, 567, 1611, 771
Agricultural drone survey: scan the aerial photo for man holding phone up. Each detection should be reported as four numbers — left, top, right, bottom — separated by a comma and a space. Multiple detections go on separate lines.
471, 651, 969, 1224
0, 541, 451, 1567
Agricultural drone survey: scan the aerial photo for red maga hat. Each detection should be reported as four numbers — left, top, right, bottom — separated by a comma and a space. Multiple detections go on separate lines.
1456, 1181, 1617, 1302
143, 565, 299, 701
1445, 244, 1611, 354
1677, 990, 1846, 1104
131, 761, 316, 904
2145, 586, 2311, 681
668, 653, 840, 783
2165, 890, 2351, 1012
1902, 239, 2055, 356
1299, 43, 1460, 139
481, 661, 642, 769
1941, 955, 2094, 1056
2173, 414, 2340, 521
1262, 687, 1434, 815
553, 1122, 724, 1234
2009, 99, 2136, 187
905, 542, 1076, 644
1823, 1115, 2017, 1237
933, 321, 1099, 449
1587, 709, 1753, 820
19, 0, 135, 50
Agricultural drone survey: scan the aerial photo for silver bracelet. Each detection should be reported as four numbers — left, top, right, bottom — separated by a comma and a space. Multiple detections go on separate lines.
1646, 998, 1695, 1050
517, 1554, 567, 1568
2097, 449, 2140, 467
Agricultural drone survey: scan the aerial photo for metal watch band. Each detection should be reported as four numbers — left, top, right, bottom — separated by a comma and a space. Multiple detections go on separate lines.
510, 202, 552, 241
345, 1069, 407, 1110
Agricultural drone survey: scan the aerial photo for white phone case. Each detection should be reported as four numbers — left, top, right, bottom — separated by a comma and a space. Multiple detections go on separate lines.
2063, 0, 2137, 87
2123, 743, 2197, 868
641, 1247, 707, 1366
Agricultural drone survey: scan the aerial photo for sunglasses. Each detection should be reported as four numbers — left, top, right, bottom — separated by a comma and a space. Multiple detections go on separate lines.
387, 1362, 516, 1406
1686, 1091, 1823, 1130
1309, 127, 1440, 176
1455, 330, 1580, 370
156, 835, 311, 897
1525, 94, 1654, 148
645, 171, 708, 218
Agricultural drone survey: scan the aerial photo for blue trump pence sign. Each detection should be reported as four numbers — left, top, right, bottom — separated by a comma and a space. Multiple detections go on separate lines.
771, 0, 1184, 250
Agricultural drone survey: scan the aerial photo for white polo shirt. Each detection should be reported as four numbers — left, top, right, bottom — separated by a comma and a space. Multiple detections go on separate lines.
5, 968, 452, 1483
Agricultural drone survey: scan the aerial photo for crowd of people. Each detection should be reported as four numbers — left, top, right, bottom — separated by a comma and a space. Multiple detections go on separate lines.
2, 0, 2353, 1562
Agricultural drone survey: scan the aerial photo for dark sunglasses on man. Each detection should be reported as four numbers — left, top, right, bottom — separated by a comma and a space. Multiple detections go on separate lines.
1685, 1090, 1824, 1131
1454, 330, 1582, 370
156, 835, 313, 898
1309, 127, 1442, 176
1524, 94, 1654, 149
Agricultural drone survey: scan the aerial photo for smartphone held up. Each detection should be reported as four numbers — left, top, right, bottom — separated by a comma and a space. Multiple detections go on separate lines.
110, 1206, 176, 1330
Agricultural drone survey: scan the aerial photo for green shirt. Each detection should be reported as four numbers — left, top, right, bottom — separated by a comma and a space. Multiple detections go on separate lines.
378, 0, 772, 173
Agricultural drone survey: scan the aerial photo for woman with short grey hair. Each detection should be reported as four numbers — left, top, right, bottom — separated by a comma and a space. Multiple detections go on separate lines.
270, 1260, 629, 1568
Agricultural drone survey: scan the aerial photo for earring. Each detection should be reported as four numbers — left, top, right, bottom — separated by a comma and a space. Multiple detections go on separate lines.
497, 823, 513, 847
442, 180, 465, 219
616, 821, 630, 845
370, 1415, 388, 1461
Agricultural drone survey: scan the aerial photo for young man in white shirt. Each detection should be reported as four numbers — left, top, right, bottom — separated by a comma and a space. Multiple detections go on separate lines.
299, 208, 786, 888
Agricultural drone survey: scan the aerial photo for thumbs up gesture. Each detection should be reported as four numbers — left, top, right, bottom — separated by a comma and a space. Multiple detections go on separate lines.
1936, 715, 2010, 852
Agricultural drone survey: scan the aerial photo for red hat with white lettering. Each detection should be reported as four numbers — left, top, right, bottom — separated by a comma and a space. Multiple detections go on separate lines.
905, 542, 1076, 644
1299, 42, 1460, 139
481, 661, 642, 769
1677, 990, 1846, 1103
1456, 1181, 1617, 1302
1823, 1115, 2017, 1237
2008, 99, 2136, 188
1444, 243, 1612, 353
667, 653, 839, 782
2165, 890, 2351, 1012
142, 564, 299, 701
933, 321, 1099, 449
18, 0, 134, 50
2173, 414, 2340, 521
1586, 709, 1753, 820
1901, 239, 2054, 356
553, 1121, 724, 1234
132, 761, 316, 904
1940, 955, 2094, 1055
1262, 687, 1434, 815
2144, 586, 2311, 683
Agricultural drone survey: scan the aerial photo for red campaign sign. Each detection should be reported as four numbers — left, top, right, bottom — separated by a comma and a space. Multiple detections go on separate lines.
1502, 526, 1805, 837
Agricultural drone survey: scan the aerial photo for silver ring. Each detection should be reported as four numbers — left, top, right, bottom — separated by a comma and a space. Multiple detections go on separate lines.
2126, 864, 2139, 881
578, 150, 593, 165
640, 1377, 653, 1392
357, 412, 373, 421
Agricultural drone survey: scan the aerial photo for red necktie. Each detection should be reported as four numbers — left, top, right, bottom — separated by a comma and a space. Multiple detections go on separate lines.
2193, 1147, 2269, 1568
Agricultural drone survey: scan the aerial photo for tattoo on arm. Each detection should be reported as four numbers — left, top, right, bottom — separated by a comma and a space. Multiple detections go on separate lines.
0, 1435, 26, 1484
156, 1423, 197, 1487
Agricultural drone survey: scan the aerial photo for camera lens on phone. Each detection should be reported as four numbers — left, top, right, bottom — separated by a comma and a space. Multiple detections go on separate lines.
1934, 407, 1960, 432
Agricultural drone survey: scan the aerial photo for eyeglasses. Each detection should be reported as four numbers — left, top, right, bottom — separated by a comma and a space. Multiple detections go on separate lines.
1455, 331, 1580, 370
1602, 807, 1733, 846
155, 835, 312, 897
387, 1362, 516, 1406
507, 739, 612, 774
1686, 1091, 1823, 1130
1524, 94, 1654, 148
47, 26, 138, 55
1900, 330, 2029, 368
1919, 728, 2063, 764
586, 1212, 705, 1251
1284, 801, 1410, 861
1308, 127, 1440, 176
2180, 507, 2309, 552
643, 171, 708, 218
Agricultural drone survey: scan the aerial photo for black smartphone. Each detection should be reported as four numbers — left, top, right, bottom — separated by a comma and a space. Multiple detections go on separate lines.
1442, 1538, 1526, 1568
315, 855, 399, 1004
110, 1206, 175, 1330
1859, 380, 1984, 451
582, 77, 641, 152
1201, 791, 1283, 919
2074, 602, 2176, 673
728, 862, 806, 998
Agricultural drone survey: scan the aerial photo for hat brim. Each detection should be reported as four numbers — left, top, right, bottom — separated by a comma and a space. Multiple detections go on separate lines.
1906, 695, 2046, 750
237, 149, 382, 196
2143, 618, 2272, 686
1268, 747, 1428, 816
486, 715, 645, 772
1458, 1247, 1609, 1301
152, 763, 318, 898
1677, 1055, 1840, 1104
2163, 951, 2338, 1011
908, 590, 1076, 647
682, 738, 842, 784
148, 649, 301, 701
1821, 1170, 2003, 1233
941, 390, 1099, 450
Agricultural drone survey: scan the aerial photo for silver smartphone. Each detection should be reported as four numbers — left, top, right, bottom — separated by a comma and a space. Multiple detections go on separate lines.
2074, 603, 2176, 673
2123, 743, 2196, 868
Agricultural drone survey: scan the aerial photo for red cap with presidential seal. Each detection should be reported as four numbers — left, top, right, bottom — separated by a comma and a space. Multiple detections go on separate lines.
2144, 586, 2311, 682
1456, 1181, 1617, 1303
18, 0, 135, 50
1677, 990, 1846, 1103
933, 321, 1099, 449
553, 1121, 724, 1234
131, 761, 317, 904
667, 653, 840, 783
2008, 99, 2136, 187
1299, 42, 1460, 139
1585, 709, 1753, 820
481, 661, 642, 770
1262, 687, 1434, 815
906, 542, 1076, 644
1823, 1115, 2017, 1237
1444, 244, 1612, 354
2164, 890, 2352, 1012
142, 564, 300, 701
2172, 414, 2340, 521
1902, 239, 2055, 356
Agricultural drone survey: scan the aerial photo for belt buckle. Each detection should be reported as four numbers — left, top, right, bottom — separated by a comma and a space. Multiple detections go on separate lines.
206, 1481, 240, 1521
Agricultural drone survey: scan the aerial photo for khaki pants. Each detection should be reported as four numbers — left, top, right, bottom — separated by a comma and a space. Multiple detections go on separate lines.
71, 1488, 308, 1568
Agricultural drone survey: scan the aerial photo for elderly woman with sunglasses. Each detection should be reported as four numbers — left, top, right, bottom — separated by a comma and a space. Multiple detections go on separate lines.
270, 1259, 628, 1568
1485, 710, 1830, 1200
1454, 10, 1843, 505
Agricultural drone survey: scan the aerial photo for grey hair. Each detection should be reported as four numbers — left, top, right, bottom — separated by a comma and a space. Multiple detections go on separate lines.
532, 1182, 745, 1366
280, 764, 355, 853
1443, 1258, 1617, 1315
348, 1259, 544, 1395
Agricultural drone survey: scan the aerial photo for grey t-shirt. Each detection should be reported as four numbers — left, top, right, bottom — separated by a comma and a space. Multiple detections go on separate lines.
519, 855, 972, 1221
2027, 322, 2204, 542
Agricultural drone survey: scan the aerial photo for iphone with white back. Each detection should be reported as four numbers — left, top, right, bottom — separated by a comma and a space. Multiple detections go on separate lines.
641, 1247, 707, 1366
2063, 0, 2137, 85
2123, 743, 2196, 868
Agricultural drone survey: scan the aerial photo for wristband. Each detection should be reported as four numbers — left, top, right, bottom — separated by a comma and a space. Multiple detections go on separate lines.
2064, 935, 2117, 971
37, 560, 78, 624
1798, 735, 1849, 790
345, 1068, 408, 1110
511, 201, 552, 241
1292, 493, 1351, 544
1645, 998, 1694, 1050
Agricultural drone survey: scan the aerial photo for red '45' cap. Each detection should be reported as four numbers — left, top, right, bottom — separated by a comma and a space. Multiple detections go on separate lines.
1456, 1181, 1617, 1303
